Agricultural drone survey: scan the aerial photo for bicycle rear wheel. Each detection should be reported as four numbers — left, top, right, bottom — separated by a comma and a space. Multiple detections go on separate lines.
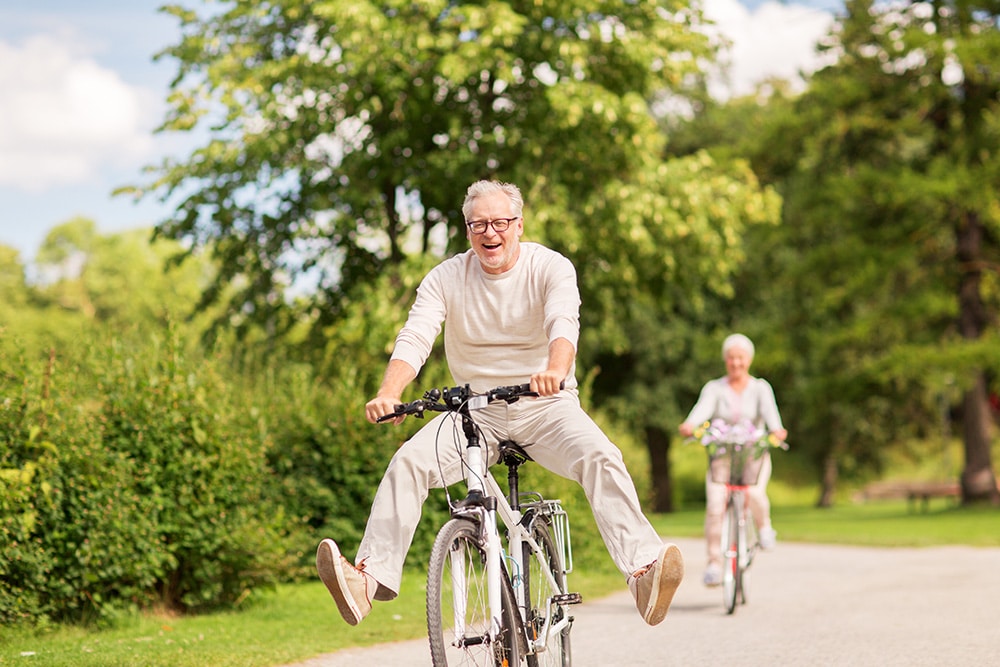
721, 495, 740, 615
522, 517, 571, 667
428, 518, 523, 667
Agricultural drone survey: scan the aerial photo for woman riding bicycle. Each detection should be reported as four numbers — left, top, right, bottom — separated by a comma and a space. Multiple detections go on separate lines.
678, 333, 788, 588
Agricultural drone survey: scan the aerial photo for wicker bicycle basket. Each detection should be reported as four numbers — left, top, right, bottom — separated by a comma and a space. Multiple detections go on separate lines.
709, 445, 766, 485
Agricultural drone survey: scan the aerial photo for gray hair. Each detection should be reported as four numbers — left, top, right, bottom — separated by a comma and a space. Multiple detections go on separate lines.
722, 333, 755, 361
462, 180, 524, 220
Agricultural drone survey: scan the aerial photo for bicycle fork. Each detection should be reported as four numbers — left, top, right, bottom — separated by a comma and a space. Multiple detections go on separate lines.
446, 509, 504, 648
450, 413, 506, 647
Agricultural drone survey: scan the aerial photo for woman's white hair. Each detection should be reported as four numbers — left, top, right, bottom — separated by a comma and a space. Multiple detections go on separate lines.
722, 333, 755, 361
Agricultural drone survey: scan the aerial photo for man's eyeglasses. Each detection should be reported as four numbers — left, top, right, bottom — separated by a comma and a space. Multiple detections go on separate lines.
465, 216, 520, 234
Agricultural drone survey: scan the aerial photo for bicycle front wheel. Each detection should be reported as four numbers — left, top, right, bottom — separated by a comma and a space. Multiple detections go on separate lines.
523, 517, 571, 667
428, 518, 523, 667
721, 495, 740, 615
740, 509, 758, 606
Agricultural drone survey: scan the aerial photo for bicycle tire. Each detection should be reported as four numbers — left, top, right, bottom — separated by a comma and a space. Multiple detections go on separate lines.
522, 517, 571, 667
740, 508, 757, 606
428, 518, 523, 667
721, 495, 740, 615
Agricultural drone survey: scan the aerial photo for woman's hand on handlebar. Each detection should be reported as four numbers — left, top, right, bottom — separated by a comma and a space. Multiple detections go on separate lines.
530, 371, 565, 397
366, 395, 405, 425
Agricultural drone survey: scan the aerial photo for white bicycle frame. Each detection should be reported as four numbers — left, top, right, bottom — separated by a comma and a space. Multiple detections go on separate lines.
450, 399, 573, 656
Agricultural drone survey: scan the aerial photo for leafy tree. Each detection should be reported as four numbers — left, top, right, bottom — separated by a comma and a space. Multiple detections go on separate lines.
2, 224, 101, 367
0, 244, 32, 353
797, 0, 998, 504
34, 218, 100, 318
126, 0, 789, 511
0, 245, 28, 312
683, 0, 1000, 505
128, 0, 716, 341
575, 154, 781, 511
33, 219, 214, 330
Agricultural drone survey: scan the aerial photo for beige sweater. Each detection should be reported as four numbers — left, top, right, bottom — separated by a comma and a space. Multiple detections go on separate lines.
390, 242, 581, 392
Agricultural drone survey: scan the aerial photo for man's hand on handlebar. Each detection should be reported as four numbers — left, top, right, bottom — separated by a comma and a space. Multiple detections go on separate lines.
366, 395, 405, 425
530, 371, 565, 397
369, 379, 564, 426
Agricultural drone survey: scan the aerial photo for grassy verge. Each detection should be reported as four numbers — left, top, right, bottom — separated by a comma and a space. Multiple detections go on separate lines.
649, 500, 1000, 547
0, 558, 624, 667
2, 499, 998, 666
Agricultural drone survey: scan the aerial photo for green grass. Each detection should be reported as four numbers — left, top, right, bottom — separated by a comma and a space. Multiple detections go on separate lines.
3, 498, 998, 666
0, 557, 625, 667
649, 500, 1000, 547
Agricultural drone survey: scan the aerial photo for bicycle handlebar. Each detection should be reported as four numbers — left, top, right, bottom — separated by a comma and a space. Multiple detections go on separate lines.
376, 382, 560, 423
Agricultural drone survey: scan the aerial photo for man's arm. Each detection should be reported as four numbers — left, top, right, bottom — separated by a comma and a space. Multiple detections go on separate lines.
365, 358, 418, 425
531, 337, 575, 396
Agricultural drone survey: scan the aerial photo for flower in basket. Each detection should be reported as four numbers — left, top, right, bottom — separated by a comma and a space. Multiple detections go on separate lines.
691, 418, 784, 458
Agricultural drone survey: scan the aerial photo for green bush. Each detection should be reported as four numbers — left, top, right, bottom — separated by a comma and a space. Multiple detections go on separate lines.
255, 361, 455, 574
93, 335, 291, 612
0, 348, 64, 624
0, 332, 294, 625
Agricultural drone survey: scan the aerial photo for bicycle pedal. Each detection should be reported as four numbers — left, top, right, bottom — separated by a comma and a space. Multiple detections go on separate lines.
553, 593, 582, 605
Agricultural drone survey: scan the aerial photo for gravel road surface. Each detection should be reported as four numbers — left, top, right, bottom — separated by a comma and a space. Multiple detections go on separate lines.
285, 536, 999, 666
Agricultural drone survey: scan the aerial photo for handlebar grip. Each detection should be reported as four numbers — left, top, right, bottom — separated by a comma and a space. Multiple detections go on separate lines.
375, 402, 411, 423
515, 380, 566, 396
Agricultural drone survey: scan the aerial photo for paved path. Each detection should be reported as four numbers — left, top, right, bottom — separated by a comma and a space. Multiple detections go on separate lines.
285, 537, 1000, 666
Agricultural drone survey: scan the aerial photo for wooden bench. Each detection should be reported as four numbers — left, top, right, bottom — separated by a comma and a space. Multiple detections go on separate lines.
856, 480, 960, 512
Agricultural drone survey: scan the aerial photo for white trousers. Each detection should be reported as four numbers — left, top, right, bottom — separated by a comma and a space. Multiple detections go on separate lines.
356, 391, 667, 599
704, 452, 772, 567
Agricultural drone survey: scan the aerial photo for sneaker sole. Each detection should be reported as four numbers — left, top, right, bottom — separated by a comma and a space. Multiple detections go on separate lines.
316, 539, 364, 626
644, 544, 684, 626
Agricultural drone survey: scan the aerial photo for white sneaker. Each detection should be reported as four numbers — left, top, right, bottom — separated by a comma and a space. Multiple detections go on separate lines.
759, 526, 777, 551
703, 562, 722, 587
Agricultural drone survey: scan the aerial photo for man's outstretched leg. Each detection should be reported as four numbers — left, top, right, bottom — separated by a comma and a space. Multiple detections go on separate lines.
316, 539, 378, 625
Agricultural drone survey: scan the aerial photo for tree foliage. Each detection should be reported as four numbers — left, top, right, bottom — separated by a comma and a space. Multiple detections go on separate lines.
124, 1, 787, 512
672, 0, 1000, 504
129, 0, 716, 341
796, 0, 998, 502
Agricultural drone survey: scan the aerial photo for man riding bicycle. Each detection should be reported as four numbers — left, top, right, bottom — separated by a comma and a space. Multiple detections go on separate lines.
316, 179, 684, 628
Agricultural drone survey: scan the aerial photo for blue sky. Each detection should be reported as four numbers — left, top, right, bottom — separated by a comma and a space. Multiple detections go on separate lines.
0, 1, 839, 265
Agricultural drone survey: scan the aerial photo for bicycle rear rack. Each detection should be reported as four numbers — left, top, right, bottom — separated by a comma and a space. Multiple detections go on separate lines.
522, 498, 573, 575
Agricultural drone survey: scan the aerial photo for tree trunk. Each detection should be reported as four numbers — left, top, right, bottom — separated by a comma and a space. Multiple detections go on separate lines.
644, 425, 674, 513
955, 211, 999, 504
959, 372, 999, 504
817, 452, 838, 508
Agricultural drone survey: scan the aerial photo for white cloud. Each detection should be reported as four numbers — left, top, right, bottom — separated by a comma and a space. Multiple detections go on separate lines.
0, 34, 155, 192
702, 0, 836, 99
0, 2, 835, 200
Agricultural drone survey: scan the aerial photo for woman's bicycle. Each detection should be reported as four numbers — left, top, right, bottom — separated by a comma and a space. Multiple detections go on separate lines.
711, 446, 764, 615
379, 383, 580, 667
691, 419, 786, 615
